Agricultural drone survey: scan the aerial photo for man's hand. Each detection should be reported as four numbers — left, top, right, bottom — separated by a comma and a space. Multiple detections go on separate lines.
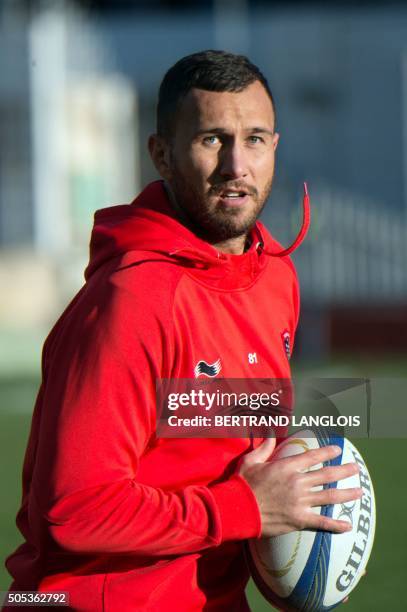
239, 437, 362, 538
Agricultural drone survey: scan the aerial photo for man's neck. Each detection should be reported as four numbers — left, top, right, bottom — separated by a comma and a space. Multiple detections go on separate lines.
212, 235, 249, 255
163, 181, 251, 255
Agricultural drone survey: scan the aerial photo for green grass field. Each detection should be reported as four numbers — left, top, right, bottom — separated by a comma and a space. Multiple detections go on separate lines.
0, 365, 406, 610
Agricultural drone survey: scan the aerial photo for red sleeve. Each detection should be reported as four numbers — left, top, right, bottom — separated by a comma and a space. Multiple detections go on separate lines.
30, 265, 261, 556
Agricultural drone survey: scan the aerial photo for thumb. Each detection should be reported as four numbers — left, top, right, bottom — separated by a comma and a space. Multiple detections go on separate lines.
244, 436, 276, 465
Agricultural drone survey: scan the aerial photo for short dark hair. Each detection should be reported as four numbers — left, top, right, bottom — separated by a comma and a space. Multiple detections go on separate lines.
156, 50, 276, 140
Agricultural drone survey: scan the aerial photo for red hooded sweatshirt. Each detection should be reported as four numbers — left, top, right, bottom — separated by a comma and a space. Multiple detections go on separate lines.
5, 181, 304, 611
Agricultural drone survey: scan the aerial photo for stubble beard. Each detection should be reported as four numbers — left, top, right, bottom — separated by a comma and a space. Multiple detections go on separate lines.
168, 162, 274, 243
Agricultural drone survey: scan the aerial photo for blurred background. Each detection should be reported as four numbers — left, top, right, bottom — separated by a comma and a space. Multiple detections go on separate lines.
0, 0, 406, 609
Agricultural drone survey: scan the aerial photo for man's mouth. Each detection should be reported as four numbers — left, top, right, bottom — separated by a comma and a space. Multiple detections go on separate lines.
221, 190, 248, 199
216, 190, 251, 207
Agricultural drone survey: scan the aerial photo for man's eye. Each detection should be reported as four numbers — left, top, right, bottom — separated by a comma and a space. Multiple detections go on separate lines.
248, 135, 264, 144
203, 135, 220, 145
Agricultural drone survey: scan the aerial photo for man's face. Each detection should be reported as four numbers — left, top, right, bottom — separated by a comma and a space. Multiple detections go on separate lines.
152, 80, 279, 243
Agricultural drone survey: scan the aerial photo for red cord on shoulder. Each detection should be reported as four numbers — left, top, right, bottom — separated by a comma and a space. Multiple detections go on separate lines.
268, 182, 311, 257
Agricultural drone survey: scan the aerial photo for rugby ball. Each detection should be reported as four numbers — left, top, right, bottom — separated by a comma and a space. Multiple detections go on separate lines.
247, 429, 375, 611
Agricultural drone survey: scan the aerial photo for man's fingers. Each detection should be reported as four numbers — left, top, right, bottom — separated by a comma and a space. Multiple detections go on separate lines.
309, 486, 362, 507
307, 462, 359, 487
305, 513, 353, 533
292, 445, 343, 470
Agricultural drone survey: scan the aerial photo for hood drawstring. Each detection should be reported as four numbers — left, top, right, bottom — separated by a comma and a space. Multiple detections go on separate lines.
262, 182, 310, 257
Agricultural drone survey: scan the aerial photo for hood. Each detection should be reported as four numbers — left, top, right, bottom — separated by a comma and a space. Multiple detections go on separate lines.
84, 181, 310, 281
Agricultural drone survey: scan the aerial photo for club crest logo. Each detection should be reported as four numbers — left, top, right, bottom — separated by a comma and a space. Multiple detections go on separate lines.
194, 358, 222, 378
281, 329, 291, 360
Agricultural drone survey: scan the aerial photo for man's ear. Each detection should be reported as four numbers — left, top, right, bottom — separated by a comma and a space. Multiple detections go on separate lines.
272, 132, 280, 151
148, 134, 172, 180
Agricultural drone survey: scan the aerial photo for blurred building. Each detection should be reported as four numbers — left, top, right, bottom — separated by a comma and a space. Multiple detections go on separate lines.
1, 0, 407, 373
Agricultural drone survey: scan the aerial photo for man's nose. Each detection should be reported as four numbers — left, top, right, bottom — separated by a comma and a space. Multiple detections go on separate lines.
218, 142, 248, 179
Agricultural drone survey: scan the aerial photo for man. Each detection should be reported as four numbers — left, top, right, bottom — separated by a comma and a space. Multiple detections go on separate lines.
5, 51, 361, 611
